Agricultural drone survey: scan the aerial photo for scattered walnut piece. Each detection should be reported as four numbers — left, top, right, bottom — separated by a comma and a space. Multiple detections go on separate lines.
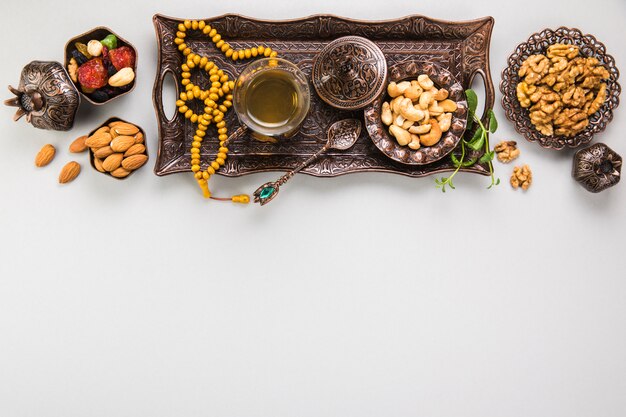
67, 58, 78, 83
494, 141, 521, 163
510, 165, 533, 190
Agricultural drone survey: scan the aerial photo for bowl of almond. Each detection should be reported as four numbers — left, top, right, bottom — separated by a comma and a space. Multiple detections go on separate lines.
86, 117, 148, 179
500, 27, 621, 150
364, 61, 468, 165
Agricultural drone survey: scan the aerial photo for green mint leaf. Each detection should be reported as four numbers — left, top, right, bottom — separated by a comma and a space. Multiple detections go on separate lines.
465, 89, 478, 115
479, 151, 495, 164
466, 115, 475, 133
469, 128, 483, 143
450, 153, 463, 167
488, 109, 498, 133
462, 157, 478, 167
467, 130, 485, 151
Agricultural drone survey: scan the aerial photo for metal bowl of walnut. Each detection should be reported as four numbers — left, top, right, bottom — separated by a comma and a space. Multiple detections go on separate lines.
500, 27, 621, 150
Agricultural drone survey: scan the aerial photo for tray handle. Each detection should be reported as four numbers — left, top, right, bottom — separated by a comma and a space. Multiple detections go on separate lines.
467, 66, 495, 122
154, 67, 179, 125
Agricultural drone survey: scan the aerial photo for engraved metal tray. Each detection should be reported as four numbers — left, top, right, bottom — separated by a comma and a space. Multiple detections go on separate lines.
153, 14, 495, 177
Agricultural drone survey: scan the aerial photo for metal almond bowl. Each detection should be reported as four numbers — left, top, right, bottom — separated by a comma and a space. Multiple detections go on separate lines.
88, 117, 148, 180
64, 26, 138, 105
364, 61, 468, 165
500, 27, 621, 150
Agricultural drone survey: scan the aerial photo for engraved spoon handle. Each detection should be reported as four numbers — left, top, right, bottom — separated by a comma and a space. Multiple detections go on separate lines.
224, 125, 249, 146
277, 143, 330, 186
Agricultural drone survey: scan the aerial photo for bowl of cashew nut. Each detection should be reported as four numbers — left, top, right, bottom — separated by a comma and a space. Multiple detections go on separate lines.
364, 61, 468, 165
500, 27, 621, 150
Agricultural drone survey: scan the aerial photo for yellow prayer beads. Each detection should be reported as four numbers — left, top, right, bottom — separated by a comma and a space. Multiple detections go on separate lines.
174, 20, 278, 201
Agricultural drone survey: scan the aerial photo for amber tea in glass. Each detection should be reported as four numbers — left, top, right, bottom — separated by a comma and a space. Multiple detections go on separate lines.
234, 58, 310, 139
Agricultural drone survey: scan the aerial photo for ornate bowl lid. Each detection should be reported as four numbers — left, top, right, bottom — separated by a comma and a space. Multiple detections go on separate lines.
5, 61, 80, 131
572, 142, 622, 193
312, 36, 387, 110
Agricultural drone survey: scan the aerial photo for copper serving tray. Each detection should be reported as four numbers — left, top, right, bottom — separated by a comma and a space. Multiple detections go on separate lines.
152, 14, 495, 177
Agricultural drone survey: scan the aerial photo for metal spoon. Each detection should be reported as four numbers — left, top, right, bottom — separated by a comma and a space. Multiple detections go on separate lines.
253, 118, 362, 205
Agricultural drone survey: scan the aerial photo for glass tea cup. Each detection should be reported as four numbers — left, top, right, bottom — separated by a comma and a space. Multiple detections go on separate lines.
233, 58, 310, 141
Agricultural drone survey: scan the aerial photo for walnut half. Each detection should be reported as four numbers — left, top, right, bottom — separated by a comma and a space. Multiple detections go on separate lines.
494, 141, 521, 163
510, 165, 533, 190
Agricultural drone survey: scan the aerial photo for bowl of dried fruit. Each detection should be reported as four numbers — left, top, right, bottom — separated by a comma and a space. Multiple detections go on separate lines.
64, 27, 137, 105
364, 61, 468, 165
501, 27, 621, 150
86, 117, 148, 180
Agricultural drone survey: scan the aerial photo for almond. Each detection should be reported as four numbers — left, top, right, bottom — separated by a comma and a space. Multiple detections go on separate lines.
85, 132, 112, 149
94, 146, 114, 159
134, 132, 144, 144
124, 143, 146, 157
110, 167, 131, 178
112, 122, 139, 136
58, 161, 81, 184
110, 135, 136, 152
35, 144, 56, 167
94, 126, 110, 135
69, 136, 88, 153
93, 157, 106, 173
121, 154, 148, 171
102, 153, 124, 172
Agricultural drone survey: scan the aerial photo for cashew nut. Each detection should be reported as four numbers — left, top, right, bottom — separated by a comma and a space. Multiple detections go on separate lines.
409, 124, 431, 134
428, 102, 444, 117
402, 119, 415, 130
439, 99, 458, 113
418, 74, 434, 90
381, 102, 392, 126
390, 96, 404, 114
399, 98, 425, 122
109, 67, 135, 87
393, 113, 406, 127
389, 124, 411, 146
382, 73, 458, 148
387, 81, 411, 98
433, 88, 449, 101
438, 113, 452, 132
404, 85, 423, 100
418, 91, 433, 110
408, 134, 421, 150
419, 119, 442, 146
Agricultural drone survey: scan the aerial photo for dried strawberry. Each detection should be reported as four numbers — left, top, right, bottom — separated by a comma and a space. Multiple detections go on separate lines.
109, 46, 136, 71
77, 58, 108, 89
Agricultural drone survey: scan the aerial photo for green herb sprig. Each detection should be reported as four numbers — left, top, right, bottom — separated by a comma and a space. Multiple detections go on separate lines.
435, 89, 500, 192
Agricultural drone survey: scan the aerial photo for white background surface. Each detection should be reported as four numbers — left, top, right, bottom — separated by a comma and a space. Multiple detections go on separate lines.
1, 1, 625, 416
